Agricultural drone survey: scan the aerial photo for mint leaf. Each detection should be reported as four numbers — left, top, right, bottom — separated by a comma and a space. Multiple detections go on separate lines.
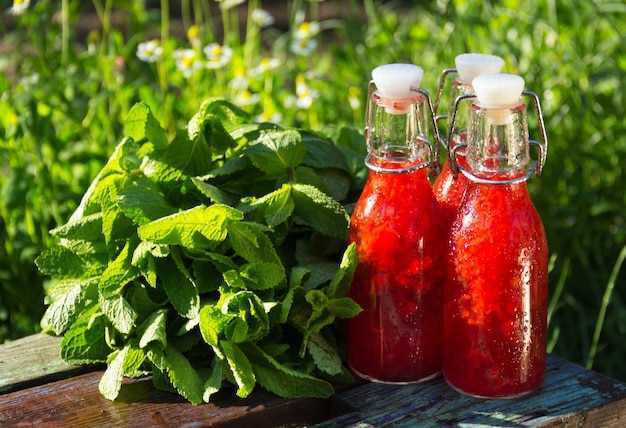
291, 183, 349, 239
147, 345, 204, 405
307, 333, 343, 376
327, 242, 358, 298
124, 102, 168, 151
199, 303, 233, 349
244, 343, 334, 399
227, 221, 281, 265
329, 297, 362, 318
117, 175, 176, 225
138, 309, 168, 349
191, 177, 239, 206
138, 204, 242, 250
99, 342, 146, 400
250, 184, 294, 227
100, 294, 138, 335
35, 246, 92, 279
223, 262, 286, 291
157, 257, 200, 319
41, 278, 98, 335
203, 357, 224, 402
99, 240, 139, 297
221, 340, 255, 398
61, 305, 109, 364
222, 291, 270, 342
246, 129, 306, 176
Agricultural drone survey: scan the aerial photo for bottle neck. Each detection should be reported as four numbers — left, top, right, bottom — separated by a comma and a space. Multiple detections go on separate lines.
365, 91, 432, 173
465, 101, 531, 183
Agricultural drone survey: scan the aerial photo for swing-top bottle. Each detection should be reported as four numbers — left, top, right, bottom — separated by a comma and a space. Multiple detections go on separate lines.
443, 73, 549, 398
433, 53, 505, 225
347, 63, 446, 384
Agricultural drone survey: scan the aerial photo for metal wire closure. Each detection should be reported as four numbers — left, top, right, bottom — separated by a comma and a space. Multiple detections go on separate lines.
433, 68, 458, 151
364, 81, 442, 175
447, 91, 549, 186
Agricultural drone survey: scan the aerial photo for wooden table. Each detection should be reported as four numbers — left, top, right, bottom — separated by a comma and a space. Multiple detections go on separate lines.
2, 333, 626, 427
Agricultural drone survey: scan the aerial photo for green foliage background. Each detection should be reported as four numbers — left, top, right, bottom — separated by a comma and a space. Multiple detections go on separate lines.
1, 0, 626, 381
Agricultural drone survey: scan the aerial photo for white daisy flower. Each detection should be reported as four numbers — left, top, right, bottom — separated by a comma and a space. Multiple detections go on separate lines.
250, 57, 281, 75
136, 39, 163, 63
173, 48, 203, 78
9, 0, 31, 15
204, 43, 233, 69
217, 0, 245, 11
255, 111, 283, 124
290, 38, 318, 56
251, 9, 275, 27
234, 90, 261, 106
293, 21, 321, 40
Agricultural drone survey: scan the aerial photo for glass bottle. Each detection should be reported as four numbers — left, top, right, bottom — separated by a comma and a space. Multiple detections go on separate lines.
443, 73, 549, 398
347, 63, 446, 384
433, 53, 505, 225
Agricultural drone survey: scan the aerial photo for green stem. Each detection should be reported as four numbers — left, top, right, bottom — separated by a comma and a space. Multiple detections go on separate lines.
159, 0, 170, 96
61, 0, 70, 65
586, 243, 626, 369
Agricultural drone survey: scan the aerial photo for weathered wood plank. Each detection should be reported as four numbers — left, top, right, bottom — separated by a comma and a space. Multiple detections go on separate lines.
315, 355, 626, 427
0, 333, 94, 394
0, 370, 346, 427
3, 334, 626, 427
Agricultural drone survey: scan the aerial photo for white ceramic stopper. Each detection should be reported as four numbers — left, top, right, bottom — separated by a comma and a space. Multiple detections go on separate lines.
372, 63, 424, 99
472, 73, 525, 108
455, 53, 505, 84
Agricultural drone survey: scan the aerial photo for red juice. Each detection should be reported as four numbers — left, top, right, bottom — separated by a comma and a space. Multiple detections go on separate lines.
348, 157, 446, 383
443, 177, 548, 398
432, 132, 469, 226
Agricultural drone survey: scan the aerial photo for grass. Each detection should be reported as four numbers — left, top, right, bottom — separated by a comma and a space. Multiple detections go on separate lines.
1, 0, 626, 381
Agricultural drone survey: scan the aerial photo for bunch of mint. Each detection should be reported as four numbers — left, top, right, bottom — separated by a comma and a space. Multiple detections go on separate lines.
35, 99, 362, 404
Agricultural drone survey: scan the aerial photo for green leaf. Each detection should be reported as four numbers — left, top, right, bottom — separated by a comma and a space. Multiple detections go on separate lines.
203, 357, 224, 403
99, 240, 140, 297
223, 262, 286, 291
328, 297, 362, 319
138, 204, 242, 250
147, 345, 204, 405
301, 132, 351, 172
189, 113, 238, 153
244, 343, 334, 399
307, 333, 343, 376
221, 291, 270, 343
117, 175, 176, 225
143, 128, 216, 182
227, 221, 281, 265
35, 246, 93, 279
99, 342, 146, 401
138, 309, 168, 349
291, 183, 349, 239
61, 305, 110, 364
41, 278, 98, 335
251, 184, 294, 227
191, 177, 238, 206
327, 242, 358, 298
69, 137, 136, 222
100, 294, 138, 335
157, 257, 200, 319
199, 304, 233, 349
124, 102, 169, 151
221, 340, 256, 398
246, 129, 306, 176
50, 212, 104, 241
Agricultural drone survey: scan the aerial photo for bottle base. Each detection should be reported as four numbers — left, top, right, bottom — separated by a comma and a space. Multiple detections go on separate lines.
350, 366, 442, 385
444, 378, 541, 399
